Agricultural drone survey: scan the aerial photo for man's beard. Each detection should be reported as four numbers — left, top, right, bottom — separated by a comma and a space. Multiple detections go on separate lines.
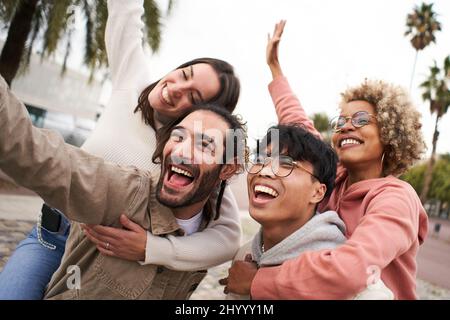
156, 165, 222, 208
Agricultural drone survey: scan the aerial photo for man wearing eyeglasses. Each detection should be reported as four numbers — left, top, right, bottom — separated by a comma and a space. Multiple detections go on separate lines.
221, 124, 394, 300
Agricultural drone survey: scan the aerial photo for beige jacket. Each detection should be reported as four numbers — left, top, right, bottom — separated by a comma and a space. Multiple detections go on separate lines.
0, 77, 207, 299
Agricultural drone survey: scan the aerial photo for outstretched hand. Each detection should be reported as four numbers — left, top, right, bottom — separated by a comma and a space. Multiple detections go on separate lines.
219, 254, 258, 296
266, 20, 286, 79
82, 214, 147, 262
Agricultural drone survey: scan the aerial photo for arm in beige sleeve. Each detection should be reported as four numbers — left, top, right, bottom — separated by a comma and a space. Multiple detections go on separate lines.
140, 186, 242, 271
0, 76, 148, 226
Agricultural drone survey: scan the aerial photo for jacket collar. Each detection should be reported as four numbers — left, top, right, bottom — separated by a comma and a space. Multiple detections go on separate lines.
147, 171, 208, 236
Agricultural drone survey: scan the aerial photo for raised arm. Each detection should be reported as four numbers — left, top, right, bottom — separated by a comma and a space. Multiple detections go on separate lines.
250, 184, 423, 299
106, 0, 151, 92
142, 186, 242, 270
0, 76, 148, 226
266, 21, 320, 139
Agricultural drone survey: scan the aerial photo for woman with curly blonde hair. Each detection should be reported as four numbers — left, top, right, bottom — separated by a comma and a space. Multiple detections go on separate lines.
225, 20, 428, 300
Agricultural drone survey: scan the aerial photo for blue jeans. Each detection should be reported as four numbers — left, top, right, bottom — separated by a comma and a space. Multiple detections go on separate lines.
0, 214, 70, 300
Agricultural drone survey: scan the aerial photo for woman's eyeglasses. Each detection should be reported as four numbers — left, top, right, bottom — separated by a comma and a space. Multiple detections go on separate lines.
329, 111, 376, 132
246, 154, 320, 180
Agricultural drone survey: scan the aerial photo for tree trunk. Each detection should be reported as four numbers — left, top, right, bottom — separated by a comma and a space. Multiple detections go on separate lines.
0, 0, 39, 86
409, 50, 419, 92
420, 113, 440, 203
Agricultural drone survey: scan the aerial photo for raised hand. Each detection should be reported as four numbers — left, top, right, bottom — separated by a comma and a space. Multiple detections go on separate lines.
266, 20, 286, 79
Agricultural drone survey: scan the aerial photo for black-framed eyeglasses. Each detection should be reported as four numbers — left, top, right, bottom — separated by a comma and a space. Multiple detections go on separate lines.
329, 111, 376, 132
246, 154, 320, 180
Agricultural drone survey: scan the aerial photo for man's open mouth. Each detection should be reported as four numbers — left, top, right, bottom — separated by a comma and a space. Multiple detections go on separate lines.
252, 184, 279, 205
165, 164, 195, 188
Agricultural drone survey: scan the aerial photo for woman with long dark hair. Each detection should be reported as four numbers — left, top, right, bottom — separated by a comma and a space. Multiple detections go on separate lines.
0, 0, 241, 299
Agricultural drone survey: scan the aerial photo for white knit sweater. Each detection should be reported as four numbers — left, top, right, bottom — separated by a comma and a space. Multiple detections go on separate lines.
80, 0, 241, 271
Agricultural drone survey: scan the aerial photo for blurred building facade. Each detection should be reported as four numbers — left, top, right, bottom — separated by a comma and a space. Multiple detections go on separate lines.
1, 40, 104, 147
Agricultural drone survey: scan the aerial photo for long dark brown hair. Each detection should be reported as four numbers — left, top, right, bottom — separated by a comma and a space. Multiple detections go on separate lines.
134, 58, 241, 130
152, 104, 247, 225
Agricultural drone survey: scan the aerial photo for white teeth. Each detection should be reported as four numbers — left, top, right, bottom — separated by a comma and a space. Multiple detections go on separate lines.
340, 138, 362, 147
254, 185, 279, 198
171, 166, 193, 178
162, 86, 172, 105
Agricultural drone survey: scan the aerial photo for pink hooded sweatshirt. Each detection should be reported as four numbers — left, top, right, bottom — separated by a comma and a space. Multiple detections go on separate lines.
250, 77, 428, 300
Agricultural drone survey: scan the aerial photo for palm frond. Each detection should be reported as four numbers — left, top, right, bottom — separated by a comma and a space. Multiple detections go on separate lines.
0, 0, 167, 82
42, 0, 73, 56
167, 0, 175, 15
421, 92, 431, 102
22, 1, 43, 68
93, 0, 107, 68
143, 0, 161, 52
82, 0, 93, 68
405, 2, 442, 51
444, 55, 450, 76
61, 28, 73, 75
0, 0, 21, 22
419, 79, 431, 89
421, 57, 450, 117
83, 0, 108, 80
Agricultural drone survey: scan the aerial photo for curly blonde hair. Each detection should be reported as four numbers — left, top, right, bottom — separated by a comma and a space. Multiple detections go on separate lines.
340, 79, 426, 176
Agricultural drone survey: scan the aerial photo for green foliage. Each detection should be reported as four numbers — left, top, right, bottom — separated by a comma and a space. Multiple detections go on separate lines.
0, 0, 20, 21
311, 112, 330, 133
430, 157, 450, 202
401, 163, 426, 195
405, 2, 441, 51
420, 56, 450, 117
143, 0, 161, 53
311, 112, 332, 144
43, 0, 72, 56
0, 0, 173, 78
401, 154, 450, 203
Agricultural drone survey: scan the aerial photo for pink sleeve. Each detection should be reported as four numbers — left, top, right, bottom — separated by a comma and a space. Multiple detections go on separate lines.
251, 184, 422, 299
268, 76, 321, 139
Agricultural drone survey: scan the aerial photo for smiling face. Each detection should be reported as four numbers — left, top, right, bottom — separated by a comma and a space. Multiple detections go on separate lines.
331, 100, 384, 172
156, 110, 235, 209
246, 148, 326, 230
148, 63, 221, 119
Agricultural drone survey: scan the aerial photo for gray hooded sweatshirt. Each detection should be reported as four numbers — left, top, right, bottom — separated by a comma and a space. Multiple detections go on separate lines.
252, 211, 346, 267
227, 211, 393, 300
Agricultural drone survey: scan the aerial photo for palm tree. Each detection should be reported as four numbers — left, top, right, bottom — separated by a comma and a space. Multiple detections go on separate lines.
0, 0, 171, 86
405, 2, 441, 90
419, 55, 450, 203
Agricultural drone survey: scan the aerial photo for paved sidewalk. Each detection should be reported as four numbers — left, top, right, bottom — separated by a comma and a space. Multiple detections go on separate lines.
0, 194, 42, 221
1, 193, 449, 299
417, 217, 450, 290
